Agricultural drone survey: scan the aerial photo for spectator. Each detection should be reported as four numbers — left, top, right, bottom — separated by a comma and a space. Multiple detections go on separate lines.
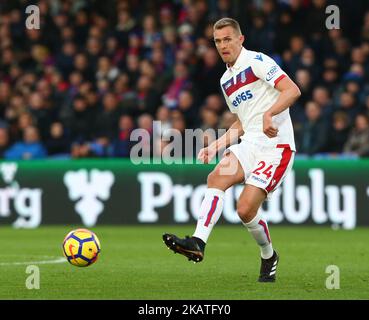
361, 11, 369, 42
195, 47, 224, 101
344, 80, 362, 101
85, 36, 102, 68
159, 110, 188, 160
114, 73, 132, 98
298, 48, 320, 82
203, 94, 225, 114
74, 9, 89, 44
125, 54, 140, 86
294, 68, 312, 106
96, 56, 119, 83
112, 114, 135, 157
344, 114, 369, 157
247, 13, 274, 55
336, 91, 360, 124
320, 67, 340, 94
12, 112, 35, 141
286, 35, 305, 76
133, 75, 160, 116
5, 93, 27, 125
5, 126, 47, 160
105, 36, 125, 68
141, 14, 160, 55
177, 90, 198, 129
94, 92, 120, 139
333, 37, 352, 72
200, 106, 219, 130
153, 106, 172, 150
162, 62, 191, 109
171, 109, 188, 158
162, 26, 177, 68
324, 111, 351, 154
305, 0, 327, 37
55, 41, 77, 79
115, 9, 137, 48
296, 101, 328, 156
0, 81, 11, 116
66, 95, 94, 143
312, 86, 333, 121
159, 5, 175, 29
135, 113, 153, 159
73, 53, 94, 82
28, 91, 54, 140
45, 122, 70, 157
362, 95, 369, 117
208, 0, 232, 21
0, 125, 9, 158
274, 9, 295, 55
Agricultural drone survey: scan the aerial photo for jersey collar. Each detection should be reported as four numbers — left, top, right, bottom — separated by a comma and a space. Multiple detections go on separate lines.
226, 47, 248, 71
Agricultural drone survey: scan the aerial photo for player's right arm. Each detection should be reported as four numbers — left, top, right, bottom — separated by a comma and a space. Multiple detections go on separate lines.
197, 118, 243, 163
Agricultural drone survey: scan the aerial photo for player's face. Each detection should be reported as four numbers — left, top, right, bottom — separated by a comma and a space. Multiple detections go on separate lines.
213, 26, 244, 66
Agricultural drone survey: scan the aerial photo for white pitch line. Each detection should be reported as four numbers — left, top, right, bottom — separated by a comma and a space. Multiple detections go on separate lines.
0, 257, 67, 266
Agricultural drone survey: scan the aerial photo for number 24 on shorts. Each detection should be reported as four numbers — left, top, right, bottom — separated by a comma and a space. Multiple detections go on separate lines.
252, 161, 273, 179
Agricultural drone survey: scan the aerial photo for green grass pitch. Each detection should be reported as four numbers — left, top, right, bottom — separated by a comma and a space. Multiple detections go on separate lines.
0, 225, 368, 300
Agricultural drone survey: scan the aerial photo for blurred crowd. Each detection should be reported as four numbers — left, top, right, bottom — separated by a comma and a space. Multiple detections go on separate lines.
0, 0, 369, 160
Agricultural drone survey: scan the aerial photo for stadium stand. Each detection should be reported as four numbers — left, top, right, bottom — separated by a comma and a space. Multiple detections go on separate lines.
0, 0, 368, 159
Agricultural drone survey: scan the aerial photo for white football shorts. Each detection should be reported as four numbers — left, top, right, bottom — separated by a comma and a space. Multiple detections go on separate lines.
225, 140, 295, 200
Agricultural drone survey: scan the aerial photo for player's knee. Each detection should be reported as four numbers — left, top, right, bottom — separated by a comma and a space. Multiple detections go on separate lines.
207, 168, 230, 190
207, 157, 241, 189
237, 201, 257, 223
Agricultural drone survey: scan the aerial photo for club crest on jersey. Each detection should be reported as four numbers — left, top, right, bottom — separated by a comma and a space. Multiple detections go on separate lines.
240, 70, 247, 83
221, 67, 258, 97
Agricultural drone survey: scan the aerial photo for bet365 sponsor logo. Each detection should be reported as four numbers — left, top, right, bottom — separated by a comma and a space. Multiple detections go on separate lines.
138, 169, 359, 229
231, 90, 253, 107
0, 163, 42, 228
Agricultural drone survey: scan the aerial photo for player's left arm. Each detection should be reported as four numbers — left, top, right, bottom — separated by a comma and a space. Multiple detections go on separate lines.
263, 76, 301, 138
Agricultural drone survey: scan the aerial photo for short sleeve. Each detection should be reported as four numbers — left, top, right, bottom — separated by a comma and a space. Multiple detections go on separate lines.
251, 53, 287, 88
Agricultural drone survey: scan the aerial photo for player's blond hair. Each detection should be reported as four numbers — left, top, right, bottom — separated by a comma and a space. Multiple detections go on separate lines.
213, 18, 242, 35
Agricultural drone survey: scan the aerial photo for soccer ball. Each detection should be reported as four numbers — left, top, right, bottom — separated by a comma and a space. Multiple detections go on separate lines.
62, 228, 101, 267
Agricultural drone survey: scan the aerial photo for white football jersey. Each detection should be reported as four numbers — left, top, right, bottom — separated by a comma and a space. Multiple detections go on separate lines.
220, 47, 296, 151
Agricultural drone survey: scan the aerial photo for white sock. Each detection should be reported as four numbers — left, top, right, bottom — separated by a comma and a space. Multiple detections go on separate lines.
193, 188, 225, 243
242, 210, 274, 259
